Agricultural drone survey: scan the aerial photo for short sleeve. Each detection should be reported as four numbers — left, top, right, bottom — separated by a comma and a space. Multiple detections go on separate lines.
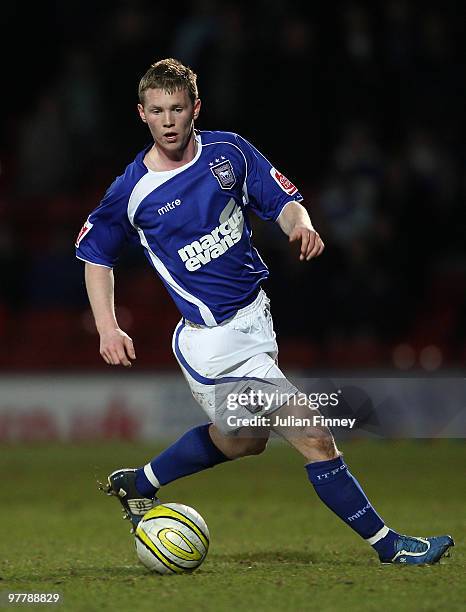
234, 134, 303, 222
75, 178, 138, 267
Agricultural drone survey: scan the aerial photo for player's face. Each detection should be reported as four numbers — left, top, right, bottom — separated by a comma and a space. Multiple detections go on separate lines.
138, 88, 200, 155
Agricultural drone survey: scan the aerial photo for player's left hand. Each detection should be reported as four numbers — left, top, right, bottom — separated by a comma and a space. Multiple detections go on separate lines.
288, 226, 325, 261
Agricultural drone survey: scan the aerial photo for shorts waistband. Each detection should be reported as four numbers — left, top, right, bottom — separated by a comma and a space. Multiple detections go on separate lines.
184, 289, 266, 329
231, 288, 266, 320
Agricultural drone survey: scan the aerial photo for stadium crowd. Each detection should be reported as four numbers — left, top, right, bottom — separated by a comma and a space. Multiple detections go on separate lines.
1, 0, 464, 371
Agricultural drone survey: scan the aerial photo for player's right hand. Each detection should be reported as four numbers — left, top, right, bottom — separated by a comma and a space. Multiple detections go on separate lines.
99, 328, 136, 367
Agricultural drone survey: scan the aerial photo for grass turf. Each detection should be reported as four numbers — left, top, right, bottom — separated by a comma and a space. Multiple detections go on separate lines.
0, 440, 464, 611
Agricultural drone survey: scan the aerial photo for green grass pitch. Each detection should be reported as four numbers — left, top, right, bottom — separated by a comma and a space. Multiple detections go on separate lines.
1, 440, 464, 611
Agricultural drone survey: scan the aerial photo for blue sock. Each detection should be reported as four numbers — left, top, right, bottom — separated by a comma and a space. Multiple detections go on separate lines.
306, 456, 399, 559
135, 423, 230, 497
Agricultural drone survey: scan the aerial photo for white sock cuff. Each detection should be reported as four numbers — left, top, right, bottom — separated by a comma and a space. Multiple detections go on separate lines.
366, 525, 390, 546
143, 463, 161, 490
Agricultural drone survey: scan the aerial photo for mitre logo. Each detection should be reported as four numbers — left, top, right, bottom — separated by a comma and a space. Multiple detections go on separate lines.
177, 199, 244, 271
157, 199, 182, 215
270, 167, 298, 195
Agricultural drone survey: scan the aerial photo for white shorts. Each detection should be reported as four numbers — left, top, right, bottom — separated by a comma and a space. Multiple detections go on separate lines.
172, 289, 297, 433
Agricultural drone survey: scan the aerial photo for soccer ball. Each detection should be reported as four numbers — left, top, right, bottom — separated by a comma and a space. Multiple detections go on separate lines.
135, 503, 210, 574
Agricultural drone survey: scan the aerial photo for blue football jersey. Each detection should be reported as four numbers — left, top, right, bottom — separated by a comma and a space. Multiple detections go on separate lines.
75, 130, 303, 326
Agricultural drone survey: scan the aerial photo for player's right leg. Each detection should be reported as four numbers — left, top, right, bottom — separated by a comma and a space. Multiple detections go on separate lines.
208, 424, 269, 459
102, 423, 269, 530
105, 296, 276, 525
100, 468, 160, 529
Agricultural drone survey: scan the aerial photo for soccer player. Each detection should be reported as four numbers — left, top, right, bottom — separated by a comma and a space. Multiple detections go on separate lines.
76, 58, 453, 565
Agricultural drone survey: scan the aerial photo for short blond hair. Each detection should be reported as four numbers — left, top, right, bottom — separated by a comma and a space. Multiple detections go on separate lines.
138, 58, 198, 105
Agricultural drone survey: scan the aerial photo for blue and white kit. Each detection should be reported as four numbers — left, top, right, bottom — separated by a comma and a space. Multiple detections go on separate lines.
76, 130, 301, 429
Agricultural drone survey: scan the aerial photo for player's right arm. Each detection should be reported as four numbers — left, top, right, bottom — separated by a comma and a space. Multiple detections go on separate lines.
75, 173, 140, 367
85, 263, 136, 367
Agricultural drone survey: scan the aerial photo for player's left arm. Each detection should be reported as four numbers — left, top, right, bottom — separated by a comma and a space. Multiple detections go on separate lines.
276, 201, 324, 261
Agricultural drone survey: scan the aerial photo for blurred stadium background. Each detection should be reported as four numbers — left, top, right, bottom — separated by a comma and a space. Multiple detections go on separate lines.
0, 0, 465, 438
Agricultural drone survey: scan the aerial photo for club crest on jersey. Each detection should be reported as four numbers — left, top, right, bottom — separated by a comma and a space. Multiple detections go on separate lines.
75, 219, 93, 247
270, 167, 298, 196
210, 159, 236, 189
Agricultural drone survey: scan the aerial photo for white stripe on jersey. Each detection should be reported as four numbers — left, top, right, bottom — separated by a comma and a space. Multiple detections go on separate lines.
126, 136, 216, 327
127, 134, 203, 226
137, 228, 217, 326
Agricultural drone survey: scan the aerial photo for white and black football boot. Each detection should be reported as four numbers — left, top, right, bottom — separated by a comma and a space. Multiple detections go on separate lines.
99, 468, 160, 532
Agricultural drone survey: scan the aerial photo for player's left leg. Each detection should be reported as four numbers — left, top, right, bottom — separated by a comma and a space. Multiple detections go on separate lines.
272, 397, 454, 565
